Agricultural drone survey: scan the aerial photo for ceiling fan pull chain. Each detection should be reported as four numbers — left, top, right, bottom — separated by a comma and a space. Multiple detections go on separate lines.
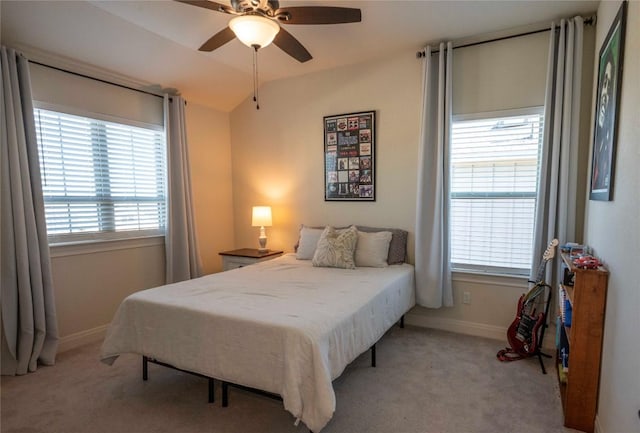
252, 45, 260, 110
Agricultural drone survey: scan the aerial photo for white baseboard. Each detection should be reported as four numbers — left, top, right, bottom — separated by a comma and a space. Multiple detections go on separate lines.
405, 313, 505, 341
58, 324, 108, 353
594, 414, 603, 433
405, 313, 556, 351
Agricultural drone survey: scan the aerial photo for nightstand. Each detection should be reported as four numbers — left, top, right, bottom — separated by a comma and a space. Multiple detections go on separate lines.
219, 248, 284, 271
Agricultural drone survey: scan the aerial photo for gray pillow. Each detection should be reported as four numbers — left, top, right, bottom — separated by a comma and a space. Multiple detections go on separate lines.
356, 226, 408, 265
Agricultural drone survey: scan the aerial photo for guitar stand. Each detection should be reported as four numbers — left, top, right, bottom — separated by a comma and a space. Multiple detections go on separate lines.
533, 283, 553, 375
534, 350, 552, 374
496, 347, 549, 373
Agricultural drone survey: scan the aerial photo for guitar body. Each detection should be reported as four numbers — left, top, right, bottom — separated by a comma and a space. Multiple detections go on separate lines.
506, 293, 545, 356
498, 239, 558, 362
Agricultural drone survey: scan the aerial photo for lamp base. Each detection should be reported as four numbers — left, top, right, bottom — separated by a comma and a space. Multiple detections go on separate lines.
258, 228, 268, 253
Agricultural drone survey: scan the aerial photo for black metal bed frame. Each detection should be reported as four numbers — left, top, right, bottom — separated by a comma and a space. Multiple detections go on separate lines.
141, 315, 405, 412
142, 356, 216, 403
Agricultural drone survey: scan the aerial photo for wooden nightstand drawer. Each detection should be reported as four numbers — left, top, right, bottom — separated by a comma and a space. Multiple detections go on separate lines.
219, 248, 283, 271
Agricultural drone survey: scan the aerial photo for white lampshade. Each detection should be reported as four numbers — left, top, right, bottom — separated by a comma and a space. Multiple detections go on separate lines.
252, 206, 272, 227
229, 15, 280, 48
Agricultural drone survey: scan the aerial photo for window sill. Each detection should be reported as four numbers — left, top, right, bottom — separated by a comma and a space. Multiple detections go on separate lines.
49, 235, 164, 258
452, 268, 529, 287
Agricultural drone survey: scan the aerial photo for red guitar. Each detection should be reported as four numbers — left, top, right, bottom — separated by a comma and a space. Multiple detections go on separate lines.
499, 239, 558, 360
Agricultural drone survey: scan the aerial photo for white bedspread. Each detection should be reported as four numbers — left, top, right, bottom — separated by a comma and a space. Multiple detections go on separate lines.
101, 254, 415, 432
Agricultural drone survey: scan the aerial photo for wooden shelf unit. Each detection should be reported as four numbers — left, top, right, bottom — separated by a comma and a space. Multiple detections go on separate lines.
557, 252, 609, 433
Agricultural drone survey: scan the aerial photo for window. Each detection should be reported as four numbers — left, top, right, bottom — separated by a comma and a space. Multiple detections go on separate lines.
34, 107, 166, 244
450, 109, 544, 275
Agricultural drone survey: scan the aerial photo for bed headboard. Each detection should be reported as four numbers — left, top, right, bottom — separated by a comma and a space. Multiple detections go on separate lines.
295, 225, 408, 265
356, 226, 408, 265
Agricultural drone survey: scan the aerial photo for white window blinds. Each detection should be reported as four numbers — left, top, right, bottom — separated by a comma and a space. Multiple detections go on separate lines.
34, 108, 166, 243
450, 110, 544, 274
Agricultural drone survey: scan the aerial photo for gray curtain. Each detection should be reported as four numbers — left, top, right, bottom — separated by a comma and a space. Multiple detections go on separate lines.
1, 46, 59, 375
415, 43, 454, 308
532, 18, 584, 283
164, 95, 202, 283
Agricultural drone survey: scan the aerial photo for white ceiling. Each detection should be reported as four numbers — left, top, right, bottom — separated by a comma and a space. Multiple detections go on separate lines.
1, 0, 598, 112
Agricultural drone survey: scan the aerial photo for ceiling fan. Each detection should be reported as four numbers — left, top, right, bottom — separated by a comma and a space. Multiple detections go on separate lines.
175, 0, 362, 63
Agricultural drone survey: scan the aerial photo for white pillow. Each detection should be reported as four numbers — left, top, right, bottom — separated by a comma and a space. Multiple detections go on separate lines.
296, 226, 325, 260
355, 230, 392, 267
312, 226, 358, 269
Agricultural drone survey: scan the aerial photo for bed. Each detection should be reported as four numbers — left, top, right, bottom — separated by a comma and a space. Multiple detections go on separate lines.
101, 250, 415, 432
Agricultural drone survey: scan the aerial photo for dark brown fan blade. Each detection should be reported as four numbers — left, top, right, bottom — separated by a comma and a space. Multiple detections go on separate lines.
273, 27, 312, 63
276, 6, 361, 25
174, 0, 232, 14
199, 27, 236, 51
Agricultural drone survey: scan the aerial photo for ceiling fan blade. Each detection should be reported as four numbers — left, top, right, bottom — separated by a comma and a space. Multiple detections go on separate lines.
174, 0, 232, 14
273, 28, 312, 63
276, 6, 361, 25
199, 27, 236, 51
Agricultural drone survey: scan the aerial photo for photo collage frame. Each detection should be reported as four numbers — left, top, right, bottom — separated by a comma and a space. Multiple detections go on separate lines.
323, 110, 376, 201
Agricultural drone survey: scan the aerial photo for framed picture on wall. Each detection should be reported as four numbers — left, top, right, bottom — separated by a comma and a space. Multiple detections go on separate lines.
590, 1, 627, 201
323, 110, 376, 201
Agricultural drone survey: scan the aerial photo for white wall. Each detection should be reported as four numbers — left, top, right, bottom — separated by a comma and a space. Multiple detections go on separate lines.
229, 49, 422, 255
52, 101, 233, 352
416, 32, 552, 337
27, 65, 235, 351
229, 30, 593, 341
584, 2, 640, 432
420, 22, 595, 339
185, 102, 235, 275
50, 240, 165, 351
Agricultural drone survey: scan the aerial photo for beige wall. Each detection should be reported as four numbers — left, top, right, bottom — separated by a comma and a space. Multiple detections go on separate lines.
421, 23, 595, 336
185, 102, 235, 275
43, 94, 234, 351
417, 32, 553, 334
229, 31, 592, 340
51, 240, 165, 350
584, 2, 640, 432
229, 49, 422, 255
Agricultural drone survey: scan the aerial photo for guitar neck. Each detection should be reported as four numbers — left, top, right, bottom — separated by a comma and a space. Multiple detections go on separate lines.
532, 239, 558, 285
534, 259, 547, 283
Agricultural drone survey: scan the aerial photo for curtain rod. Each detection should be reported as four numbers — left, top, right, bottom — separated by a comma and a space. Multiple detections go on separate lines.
416, 16, 595, 58
27, 59, 170, 101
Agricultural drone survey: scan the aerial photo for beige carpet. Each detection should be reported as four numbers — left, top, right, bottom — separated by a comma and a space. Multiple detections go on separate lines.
1, 326, 577, 433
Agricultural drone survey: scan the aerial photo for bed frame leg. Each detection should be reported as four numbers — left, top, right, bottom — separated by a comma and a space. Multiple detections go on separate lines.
208, 378, 215, 403
142, 356, 148, 381
371, 344, 376, 368
400, 315, 405, 328
222, 381, 229, 407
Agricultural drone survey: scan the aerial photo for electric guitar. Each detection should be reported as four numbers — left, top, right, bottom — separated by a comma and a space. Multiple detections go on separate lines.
505, 239, 559, 357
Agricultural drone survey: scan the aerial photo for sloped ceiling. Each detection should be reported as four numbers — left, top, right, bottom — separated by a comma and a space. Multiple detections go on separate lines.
1, 0, 598, 112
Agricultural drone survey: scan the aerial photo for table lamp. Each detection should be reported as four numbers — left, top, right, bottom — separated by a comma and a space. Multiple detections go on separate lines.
252, 206, 272, 252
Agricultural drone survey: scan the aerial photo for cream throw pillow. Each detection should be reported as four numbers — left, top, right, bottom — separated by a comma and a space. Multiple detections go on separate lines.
312, 226, 358, 269
355, 230, 392, 267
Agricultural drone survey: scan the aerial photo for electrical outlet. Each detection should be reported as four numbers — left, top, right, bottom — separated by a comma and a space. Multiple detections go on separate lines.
463, 291, 471, 304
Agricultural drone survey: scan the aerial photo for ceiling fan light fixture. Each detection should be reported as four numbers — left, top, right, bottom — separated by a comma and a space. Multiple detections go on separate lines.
229, 15, 280, 49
